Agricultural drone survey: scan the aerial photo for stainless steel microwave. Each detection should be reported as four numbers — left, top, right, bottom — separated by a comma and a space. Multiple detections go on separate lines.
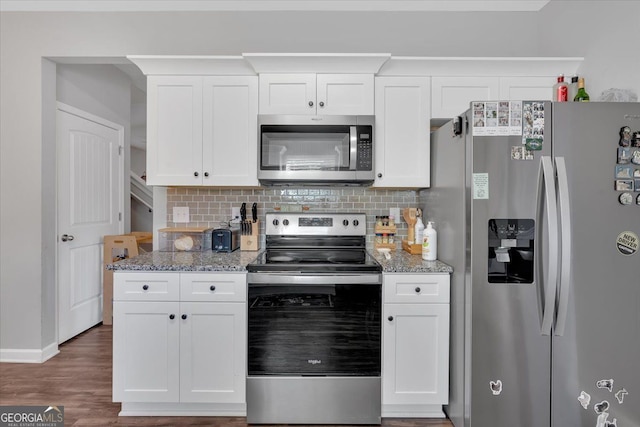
258, 115, 375, 186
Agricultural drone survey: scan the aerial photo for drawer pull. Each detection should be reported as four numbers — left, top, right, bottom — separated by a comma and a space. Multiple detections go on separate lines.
388, 316, 394, 322
169, 314, 175, 320
415, 287, 421, 293
142, 284, 149, 291
181, 314, 188, 320
210, 285, 216, 291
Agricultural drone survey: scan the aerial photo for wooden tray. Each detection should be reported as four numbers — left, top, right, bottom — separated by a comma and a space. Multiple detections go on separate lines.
402, 239, 422, 255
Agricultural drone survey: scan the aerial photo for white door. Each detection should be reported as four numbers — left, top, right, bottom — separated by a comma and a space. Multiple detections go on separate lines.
57, 104, 123, 343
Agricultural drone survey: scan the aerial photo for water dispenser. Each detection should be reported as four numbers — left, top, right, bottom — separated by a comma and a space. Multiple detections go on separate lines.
488, 219, 535, 283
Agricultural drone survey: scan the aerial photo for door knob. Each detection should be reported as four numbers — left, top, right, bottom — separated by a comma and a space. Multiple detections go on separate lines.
61, 234, 74, 242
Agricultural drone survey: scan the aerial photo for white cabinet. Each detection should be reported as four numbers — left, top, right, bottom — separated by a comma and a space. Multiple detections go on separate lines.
147, 75, 258, 186
259, 74, 374, 115
431, 76, 499, 119
374, 77, 431, 188
431, 76, 554, 118
113, 271, 247, 412
382, 273, 450, 418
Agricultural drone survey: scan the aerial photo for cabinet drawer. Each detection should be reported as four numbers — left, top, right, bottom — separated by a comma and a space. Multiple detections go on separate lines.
384, 274, 450, 304
113, 272, 180, 301
180, 272, 246, 302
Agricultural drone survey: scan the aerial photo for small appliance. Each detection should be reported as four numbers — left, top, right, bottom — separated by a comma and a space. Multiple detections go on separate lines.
211, 228, 239, 252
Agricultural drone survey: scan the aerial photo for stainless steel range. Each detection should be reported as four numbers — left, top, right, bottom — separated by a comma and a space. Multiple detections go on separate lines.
246, 212, 382, 425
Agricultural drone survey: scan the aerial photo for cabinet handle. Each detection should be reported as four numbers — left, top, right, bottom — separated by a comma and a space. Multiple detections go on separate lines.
181, 314, 187, 320
319, 101, 325, 107
204, 172, 209, 177
377, 173, 383, 178
169, 314, 175, 320
308, 101, 314, 107
142, 284, 149, 291
415, 287, 421, 293
194, 171, 199, 177
210, 285, 216, 291
388, 316, 394, 322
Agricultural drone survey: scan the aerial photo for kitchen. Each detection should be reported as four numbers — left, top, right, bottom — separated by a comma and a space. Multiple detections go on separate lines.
1, 1, 639, 426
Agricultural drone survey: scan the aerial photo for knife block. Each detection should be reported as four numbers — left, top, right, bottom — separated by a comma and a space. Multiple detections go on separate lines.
241, 220, 260, 251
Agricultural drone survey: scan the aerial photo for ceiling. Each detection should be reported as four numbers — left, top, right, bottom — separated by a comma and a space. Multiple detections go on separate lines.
1, 0, 551, 12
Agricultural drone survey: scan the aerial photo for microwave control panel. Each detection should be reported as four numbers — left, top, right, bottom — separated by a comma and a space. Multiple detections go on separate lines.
356, 125, 373, 171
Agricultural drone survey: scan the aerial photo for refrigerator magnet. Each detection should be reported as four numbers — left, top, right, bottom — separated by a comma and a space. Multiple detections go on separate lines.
615, 180, 633, 191
635, 179, 640, 191
596, 378, 614, 392
618, 192, 633, 205
616, 231, 638, 256
632, 131, 640, 147
615, 388, 628, 404
578, 391, 591, 409
631, 150, 640, 165
619, 126, 632, 147
489, 380, 502, 395
594, 400, 610, 414
615, 165, 633, 179
617, 147, 631, 164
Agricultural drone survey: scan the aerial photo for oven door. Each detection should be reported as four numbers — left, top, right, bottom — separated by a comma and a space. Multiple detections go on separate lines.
247, 273, 381, 376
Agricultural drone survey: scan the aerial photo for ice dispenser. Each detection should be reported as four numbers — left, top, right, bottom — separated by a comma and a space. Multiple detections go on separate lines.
488, 219, 534, 283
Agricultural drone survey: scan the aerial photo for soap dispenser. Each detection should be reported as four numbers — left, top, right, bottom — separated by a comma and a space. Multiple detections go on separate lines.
422, 221, 437, 261
414, 217, 425, 249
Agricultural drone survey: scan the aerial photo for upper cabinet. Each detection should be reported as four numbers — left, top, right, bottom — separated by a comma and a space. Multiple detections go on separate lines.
258, 74, 374, 115
374, 77, 431, 188
146, 75, 259, 186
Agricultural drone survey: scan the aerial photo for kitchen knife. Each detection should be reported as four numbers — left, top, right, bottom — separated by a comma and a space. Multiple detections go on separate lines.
240, 203, 247, 234
251, 203, 257, 223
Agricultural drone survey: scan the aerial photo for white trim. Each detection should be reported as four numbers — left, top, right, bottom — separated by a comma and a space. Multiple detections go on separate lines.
0, 342, 59, 364
382, 404, 446, 418
119, 402, 246, 416
1, 1, 551, 12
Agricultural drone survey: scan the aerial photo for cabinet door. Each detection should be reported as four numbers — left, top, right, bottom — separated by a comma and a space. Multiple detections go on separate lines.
431, 76, 499, 119
258, 74, 316, 115
113, 301, 180, 402
316, 74, 374, 115
203, 76, 259, 186
374, 77, 431, 188
179, 302, 247, 403
147, 76, 203, 185
499, 76, 553, 101
383, 303, 450, 405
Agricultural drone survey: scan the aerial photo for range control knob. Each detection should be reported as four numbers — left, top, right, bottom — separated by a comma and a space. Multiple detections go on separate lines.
343, 219, 349, 226
353, 219, 359, 227
283, 219, 290, 226
272, 219, 279, 226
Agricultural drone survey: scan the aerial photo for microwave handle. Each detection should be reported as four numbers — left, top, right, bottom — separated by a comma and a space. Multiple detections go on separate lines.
349, 126, 357, 170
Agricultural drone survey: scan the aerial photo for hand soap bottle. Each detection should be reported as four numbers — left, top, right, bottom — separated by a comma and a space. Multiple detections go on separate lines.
414, 217, 425, 249
422, 221, 438, 261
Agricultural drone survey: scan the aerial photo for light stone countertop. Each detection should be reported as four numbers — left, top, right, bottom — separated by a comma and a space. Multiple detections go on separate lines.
108, 247, 453, 274
369, 247, 453, 274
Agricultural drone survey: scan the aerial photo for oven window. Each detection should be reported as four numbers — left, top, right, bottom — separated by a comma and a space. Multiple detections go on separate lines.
248, 284, 381, 376
261, 125, 351, 171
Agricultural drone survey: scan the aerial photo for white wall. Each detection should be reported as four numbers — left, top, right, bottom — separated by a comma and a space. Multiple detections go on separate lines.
1, 2, 638, 356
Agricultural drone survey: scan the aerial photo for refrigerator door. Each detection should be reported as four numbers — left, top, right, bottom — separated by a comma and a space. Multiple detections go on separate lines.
469, 126, 552, 426
551, 102, 640, 426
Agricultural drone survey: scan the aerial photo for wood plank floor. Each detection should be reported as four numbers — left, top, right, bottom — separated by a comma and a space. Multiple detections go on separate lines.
0, 325, 453, 427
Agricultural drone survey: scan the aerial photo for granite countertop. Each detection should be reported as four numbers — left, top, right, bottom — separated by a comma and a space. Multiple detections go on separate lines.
107, 250, 261, 272
369, 247, 453, 274
108, 248, 453, 274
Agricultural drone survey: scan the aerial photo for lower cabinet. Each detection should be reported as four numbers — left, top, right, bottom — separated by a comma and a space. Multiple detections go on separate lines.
112, 271, 247, 415
382, 273, 450, 418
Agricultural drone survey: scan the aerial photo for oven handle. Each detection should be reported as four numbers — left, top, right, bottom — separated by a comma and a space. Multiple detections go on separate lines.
247, 273, 381, 285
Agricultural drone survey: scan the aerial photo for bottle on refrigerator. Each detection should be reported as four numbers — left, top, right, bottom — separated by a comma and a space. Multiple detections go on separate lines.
573, 77, 590, 102
568, 75, 579, 101
553, 74, 569, 102
422, 221, 437, 261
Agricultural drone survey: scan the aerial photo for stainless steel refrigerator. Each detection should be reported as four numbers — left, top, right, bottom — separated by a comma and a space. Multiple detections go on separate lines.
421, 101, 640, 427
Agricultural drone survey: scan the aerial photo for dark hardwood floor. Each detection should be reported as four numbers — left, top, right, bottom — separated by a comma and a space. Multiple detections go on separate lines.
0, 325, 453, 427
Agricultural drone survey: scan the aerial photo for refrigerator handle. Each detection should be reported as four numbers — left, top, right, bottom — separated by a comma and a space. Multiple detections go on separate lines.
535, 156, 559, 336
554, 157, 572, 336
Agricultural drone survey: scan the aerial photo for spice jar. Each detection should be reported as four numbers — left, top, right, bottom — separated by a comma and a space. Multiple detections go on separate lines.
382, 233, 389, 244
375, 234, 383, 244
388, 234, 395, 244
389, 215, 395, 227
376, 216, 383, 227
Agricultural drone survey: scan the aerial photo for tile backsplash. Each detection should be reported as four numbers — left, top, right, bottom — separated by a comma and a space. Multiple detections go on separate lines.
166, 187, 419, 244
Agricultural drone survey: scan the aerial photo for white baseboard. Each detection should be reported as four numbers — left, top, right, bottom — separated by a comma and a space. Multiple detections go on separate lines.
382, 403, 446, 418
0, 342, 59, 363
119, 402, 246, 417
